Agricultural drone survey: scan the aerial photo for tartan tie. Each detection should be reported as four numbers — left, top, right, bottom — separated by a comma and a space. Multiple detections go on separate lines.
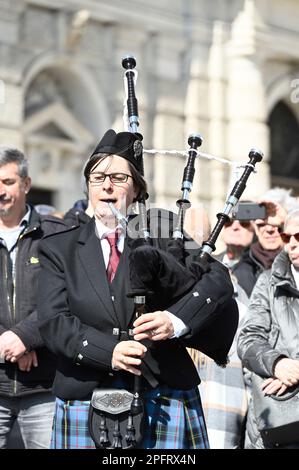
106, 231, 120, 283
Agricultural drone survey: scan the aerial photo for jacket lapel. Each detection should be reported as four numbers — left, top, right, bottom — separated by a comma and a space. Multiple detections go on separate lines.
77, 219, 118, 322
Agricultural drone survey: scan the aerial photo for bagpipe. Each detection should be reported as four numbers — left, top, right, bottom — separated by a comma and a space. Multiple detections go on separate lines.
88, 55, 263, 449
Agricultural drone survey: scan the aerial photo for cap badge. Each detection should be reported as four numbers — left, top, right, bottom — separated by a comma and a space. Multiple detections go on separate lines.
133, 140, 143, 159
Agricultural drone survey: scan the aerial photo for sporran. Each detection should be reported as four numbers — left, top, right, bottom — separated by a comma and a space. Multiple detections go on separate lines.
88, 388, 145, 449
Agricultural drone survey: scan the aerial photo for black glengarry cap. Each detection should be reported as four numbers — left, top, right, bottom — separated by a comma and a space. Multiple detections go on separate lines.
85, 129, 143, 178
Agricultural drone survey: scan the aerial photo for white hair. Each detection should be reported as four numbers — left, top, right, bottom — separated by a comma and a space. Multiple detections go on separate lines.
261, 187, 298, 213
284, 208, 299, 231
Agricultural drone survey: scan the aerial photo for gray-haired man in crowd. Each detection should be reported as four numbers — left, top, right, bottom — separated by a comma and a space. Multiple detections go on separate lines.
0, 147, 65, 448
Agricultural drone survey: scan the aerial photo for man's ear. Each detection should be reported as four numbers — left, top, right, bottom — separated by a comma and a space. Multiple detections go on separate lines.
24, 176, 31, 195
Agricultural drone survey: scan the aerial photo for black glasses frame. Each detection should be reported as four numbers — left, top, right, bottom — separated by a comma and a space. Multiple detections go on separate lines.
89, 172, 133, 185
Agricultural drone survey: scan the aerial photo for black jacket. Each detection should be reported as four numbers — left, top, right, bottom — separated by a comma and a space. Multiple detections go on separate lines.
38, 215, 237, 400
231, 248, 264, 298
0, 208, 66, 397
63, 207, 91, 227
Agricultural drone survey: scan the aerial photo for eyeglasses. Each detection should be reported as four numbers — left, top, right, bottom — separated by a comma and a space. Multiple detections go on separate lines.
255, 222, 283, 233
89, 172, 132, 185
280, 232, 299, 244
224, 220, 252, 229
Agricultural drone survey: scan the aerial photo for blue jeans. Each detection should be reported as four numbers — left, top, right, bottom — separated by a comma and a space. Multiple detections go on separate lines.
0, 392, 55, 449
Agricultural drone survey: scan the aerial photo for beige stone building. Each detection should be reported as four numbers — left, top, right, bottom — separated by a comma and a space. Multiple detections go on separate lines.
0, 0, 299, 226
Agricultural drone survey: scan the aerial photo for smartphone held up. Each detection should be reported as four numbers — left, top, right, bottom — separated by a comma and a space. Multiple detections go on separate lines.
232, 202, 266, 221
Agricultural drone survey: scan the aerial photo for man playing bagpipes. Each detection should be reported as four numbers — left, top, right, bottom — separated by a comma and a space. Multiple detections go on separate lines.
37, 128, 238, 449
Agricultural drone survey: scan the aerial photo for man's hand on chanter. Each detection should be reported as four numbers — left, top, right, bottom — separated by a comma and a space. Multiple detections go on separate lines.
112, 340, 147, 375
133, 311, 174, 342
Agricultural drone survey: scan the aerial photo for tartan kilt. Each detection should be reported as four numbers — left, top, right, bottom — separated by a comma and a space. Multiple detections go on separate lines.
51, 386, 209, 449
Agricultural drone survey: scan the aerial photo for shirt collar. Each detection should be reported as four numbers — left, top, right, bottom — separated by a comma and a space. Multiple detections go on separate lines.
0, 204, 31, 232
94, 217, 124, 240
20, 204, 31, 228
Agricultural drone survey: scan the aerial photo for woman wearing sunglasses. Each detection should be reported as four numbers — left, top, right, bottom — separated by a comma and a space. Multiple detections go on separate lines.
238, 208, 299, 449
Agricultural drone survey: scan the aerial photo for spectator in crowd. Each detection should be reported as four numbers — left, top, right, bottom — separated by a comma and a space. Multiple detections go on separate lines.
193, 209, 250, 448
233, 188, 298, 297
238, 208, 299, 448
0, 147, 66, 448
217, 215, 255, 272
216, 208, 254, 304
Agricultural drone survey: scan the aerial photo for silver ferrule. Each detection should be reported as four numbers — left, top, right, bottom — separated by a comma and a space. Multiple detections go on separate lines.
129, 117, 139, 133
223, 195, 239, 215
134, 295, 146, 305
182, 188, 191, 201
172, 230, 184, 240
201, 244, 213, 255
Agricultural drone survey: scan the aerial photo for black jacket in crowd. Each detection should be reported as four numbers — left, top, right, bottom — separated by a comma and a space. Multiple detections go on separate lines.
231, 248, 264, 298
63, 207, 91, 228
0, 207, 66, 397
232, 242, 282, 298
37, 212, 238, 400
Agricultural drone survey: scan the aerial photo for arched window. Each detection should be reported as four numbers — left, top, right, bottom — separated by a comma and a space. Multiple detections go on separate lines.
269, 101, 299, 194
23, 67, 95, 212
